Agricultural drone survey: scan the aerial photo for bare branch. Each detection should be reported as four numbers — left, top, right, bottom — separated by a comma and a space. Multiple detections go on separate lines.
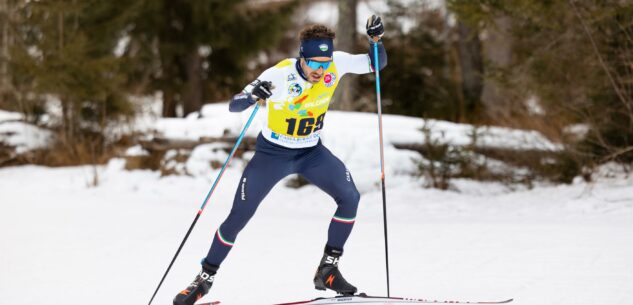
600, 145, 633, 163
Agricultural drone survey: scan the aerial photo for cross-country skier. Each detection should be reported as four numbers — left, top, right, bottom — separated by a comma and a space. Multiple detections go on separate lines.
174, 16, 387, 305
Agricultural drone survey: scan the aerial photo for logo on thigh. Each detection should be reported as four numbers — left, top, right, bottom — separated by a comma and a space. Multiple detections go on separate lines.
241, 177, 247, 201
345, 168, 351, 182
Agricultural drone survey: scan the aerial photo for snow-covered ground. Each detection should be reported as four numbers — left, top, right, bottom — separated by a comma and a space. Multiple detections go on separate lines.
0, 110, 52, 154
1, 106, 632, 305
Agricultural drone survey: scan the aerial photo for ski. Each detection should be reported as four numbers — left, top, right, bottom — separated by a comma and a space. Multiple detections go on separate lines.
196, 294, 513, 305
270, 294, 513, 305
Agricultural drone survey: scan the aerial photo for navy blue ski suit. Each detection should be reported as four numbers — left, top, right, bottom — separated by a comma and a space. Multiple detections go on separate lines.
204, 43, 387, 267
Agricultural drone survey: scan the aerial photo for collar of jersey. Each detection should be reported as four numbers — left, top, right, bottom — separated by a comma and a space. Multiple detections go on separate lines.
295, 58, 309, 82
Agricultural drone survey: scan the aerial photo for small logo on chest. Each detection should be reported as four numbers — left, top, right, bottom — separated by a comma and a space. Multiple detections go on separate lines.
324, 73, 337, 87
288, 83, 302, 97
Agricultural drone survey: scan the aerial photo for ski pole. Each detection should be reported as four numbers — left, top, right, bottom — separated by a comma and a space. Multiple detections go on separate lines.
147, 103, 261, 305
371, 39, 391, 297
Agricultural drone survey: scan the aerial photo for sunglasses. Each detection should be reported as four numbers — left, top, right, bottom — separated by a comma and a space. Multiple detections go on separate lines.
304, 58, 332, 70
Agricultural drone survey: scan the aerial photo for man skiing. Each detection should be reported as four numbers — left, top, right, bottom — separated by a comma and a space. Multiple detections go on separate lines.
174, 16, 387, 305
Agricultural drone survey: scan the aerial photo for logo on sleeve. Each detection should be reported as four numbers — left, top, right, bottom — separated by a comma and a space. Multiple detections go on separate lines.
287, 73, 297, 81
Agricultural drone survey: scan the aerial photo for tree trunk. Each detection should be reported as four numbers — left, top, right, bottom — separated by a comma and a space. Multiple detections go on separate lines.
162, 88, 177, 117
480, 16, 513, 121
0, 0, 9, 103
332, 0, 357, 111
182, 48, 204, 116
456, 20, 484, 122
60, 97, 78, 147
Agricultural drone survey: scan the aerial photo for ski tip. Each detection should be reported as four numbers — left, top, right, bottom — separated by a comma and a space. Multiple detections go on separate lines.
479, 298, 514, 304
195, 301, 220, 305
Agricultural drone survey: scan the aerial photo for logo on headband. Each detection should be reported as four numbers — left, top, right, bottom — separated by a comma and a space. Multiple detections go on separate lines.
319, 44, 329, 52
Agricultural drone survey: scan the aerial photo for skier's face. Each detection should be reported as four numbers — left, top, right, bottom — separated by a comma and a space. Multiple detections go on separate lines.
301, 56, 332, 84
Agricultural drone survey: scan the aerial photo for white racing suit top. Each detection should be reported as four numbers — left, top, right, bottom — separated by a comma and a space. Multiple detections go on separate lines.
233, 47, 385, 149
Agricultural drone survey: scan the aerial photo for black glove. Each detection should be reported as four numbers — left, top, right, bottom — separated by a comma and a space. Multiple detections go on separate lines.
366, 15, 384, 38
251, 80, 273, 101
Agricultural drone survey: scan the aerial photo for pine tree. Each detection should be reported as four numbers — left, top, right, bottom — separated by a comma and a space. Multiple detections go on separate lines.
332, 0, 358, 111
9, 0, 132, 154
369, 0, 460, 120
448, 0, 633, 163
124, 0, 297, 117
0, 0, 20, 109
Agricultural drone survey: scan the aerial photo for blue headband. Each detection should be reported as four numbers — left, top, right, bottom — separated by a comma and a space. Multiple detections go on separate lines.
300, 38, 334, 58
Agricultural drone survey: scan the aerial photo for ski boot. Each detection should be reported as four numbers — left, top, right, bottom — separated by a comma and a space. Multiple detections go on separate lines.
313, 246, 358, 295
173, 263, 218, 305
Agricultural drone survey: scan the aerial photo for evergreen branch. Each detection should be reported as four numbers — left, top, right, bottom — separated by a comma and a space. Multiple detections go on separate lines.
568, 0, 633, 116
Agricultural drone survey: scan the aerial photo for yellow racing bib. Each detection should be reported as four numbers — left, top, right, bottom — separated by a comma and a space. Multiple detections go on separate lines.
267, 64, 339, 140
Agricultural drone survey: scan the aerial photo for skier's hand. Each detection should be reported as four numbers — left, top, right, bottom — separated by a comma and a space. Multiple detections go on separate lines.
366, 15, 384, 41
251, 80, 274, 105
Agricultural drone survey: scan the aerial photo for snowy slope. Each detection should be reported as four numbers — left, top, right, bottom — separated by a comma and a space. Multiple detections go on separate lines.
1, 106, 632, 305
148, 103, 559, 194
0, 110, 52, 154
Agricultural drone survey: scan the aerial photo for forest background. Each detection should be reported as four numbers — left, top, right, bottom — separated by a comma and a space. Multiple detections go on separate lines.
1, 0, 631, 187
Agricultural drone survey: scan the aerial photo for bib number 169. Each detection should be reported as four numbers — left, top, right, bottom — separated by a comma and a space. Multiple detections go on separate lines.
285, 113, 325, 136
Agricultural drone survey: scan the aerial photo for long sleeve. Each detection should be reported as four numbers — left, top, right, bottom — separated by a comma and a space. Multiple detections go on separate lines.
229, 92, 255, 112
230, 66, 282, 112
368, 42, 387, 71
333, 42, 387, 76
